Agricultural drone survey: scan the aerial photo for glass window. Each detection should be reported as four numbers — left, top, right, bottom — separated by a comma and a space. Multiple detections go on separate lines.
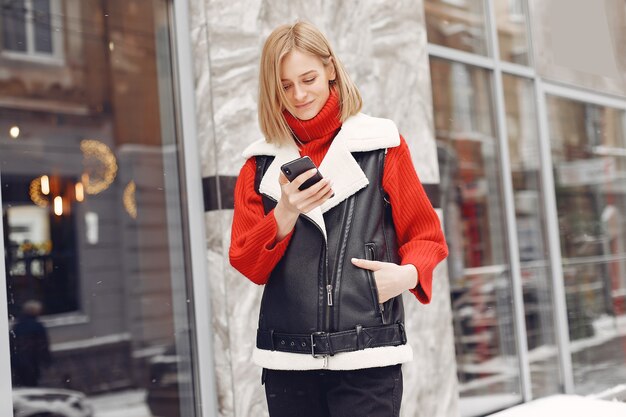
4, 184, 79, 316
1, 0, 27, 52
1, 2, 198, 416
32, 0, 53, 53
494, 0, 531, 65
1, 0, 61, 59
502, 74, 560, 398
547, 96, 626, 395
431, 57, 522, 416
425, 0, 490, 56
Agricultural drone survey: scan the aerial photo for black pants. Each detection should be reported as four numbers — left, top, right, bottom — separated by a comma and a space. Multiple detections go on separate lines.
263, 365, 403, 417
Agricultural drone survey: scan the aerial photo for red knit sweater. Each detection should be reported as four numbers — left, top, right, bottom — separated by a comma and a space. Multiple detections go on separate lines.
229, 91, 448, 303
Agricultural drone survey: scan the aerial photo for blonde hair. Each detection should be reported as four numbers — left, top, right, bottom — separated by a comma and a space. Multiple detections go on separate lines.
258, 21, 362, 145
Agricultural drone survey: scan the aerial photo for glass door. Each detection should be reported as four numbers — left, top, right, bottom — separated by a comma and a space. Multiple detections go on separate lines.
0, 1, 198, 416
431, 57, 523, 416
546, 95, 626, 395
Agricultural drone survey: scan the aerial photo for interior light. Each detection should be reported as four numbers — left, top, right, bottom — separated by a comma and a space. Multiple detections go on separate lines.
54, 196, 63, 216
123, 180, 137, 219
85, 212, 99, 244
9, 126, 20, 139
41, 175, 50, 195
30, 178, 49, 208
109, 41, 115, 51
75, 182, 84, 202
81, 139, 118, 195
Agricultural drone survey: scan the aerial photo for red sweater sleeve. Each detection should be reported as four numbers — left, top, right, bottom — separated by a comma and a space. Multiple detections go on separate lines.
229, 157, 293, 285
383, 136, 449, 304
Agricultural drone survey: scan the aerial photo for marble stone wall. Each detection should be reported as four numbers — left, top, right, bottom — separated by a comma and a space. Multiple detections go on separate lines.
189, 1, 459, 416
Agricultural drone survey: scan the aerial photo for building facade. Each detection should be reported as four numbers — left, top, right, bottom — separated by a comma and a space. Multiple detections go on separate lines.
0, 1, 625, 417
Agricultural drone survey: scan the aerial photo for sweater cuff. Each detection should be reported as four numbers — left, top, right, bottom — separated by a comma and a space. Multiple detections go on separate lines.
401, 254, 434, 304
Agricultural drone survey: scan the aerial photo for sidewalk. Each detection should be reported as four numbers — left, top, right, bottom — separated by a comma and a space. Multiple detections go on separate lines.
488, 395, 626, 416
88, 389, 152, 417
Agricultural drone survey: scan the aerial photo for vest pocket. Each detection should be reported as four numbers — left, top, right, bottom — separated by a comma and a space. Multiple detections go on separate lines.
365, 243, 386, 324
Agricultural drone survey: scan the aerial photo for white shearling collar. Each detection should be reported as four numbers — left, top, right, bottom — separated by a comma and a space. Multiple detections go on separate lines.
242, 113, 400, 239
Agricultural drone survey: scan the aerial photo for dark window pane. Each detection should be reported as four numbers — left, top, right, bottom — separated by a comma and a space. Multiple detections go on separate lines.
2, 0, 28, 52
33, 0, 53, 53
4, 176, 79, 317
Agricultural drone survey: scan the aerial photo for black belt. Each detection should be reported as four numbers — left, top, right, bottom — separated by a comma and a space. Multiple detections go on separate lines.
256, 322, 407, 357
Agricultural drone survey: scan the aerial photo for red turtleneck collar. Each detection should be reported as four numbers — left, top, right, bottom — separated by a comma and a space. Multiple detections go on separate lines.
283, 88, 342, 144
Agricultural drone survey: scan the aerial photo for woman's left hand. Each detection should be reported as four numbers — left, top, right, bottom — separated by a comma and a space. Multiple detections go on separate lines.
351, 258, 418, 303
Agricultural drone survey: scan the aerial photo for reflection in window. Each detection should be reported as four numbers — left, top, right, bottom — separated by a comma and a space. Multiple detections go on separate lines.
1, 1, 197, 416
502, 75, 559, 398
1, 0, 62, 59
425, 0, 489, 56
431, 57, 521, 416
4, 185, 79, 318
548, 96, 626, 395
494, 0, 531, 65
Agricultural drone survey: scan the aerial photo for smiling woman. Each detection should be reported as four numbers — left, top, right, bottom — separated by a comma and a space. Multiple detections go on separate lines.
279, 50, 335, 120
229, 20, 448, 417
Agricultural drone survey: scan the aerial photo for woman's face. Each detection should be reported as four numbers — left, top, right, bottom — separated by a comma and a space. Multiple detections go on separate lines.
280, 49, 336, 120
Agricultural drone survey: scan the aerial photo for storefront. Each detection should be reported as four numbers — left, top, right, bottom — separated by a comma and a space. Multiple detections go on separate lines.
0, 1, 216, 416
0, 1, 625, 417
426, 0, 626, 415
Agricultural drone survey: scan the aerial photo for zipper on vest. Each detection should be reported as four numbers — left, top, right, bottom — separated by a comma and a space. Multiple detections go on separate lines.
326, 285, 333, 306
323, 245, 331, 332
328, 196, 356, 332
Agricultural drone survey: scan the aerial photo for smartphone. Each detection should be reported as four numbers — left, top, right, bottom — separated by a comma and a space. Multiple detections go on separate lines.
280, 156, 324, 191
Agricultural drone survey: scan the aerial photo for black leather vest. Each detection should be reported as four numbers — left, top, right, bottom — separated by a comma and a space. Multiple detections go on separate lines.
254, 149, 407, 355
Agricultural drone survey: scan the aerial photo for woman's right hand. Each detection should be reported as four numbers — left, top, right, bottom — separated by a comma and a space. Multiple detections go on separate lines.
274, 168, 333, 240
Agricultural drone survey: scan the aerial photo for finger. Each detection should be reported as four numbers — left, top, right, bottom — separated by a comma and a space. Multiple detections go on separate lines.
297, 182, 333, 211
300, 178, 331, 199
279, 172, 289, 185
292, 180, 330, 207
351, 258, 385, 271
292, 168, 319, 188
321, 186, 335, 200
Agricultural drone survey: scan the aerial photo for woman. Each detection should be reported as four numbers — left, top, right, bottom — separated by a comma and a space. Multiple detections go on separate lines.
229, 20, 448, 417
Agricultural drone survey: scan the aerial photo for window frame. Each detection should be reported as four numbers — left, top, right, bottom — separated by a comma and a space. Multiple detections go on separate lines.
0, 189, 11, 417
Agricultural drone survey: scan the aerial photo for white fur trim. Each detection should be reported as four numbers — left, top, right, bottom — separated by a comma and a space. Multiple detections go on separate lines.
252, 344, 413, 371
243, 113, 400, 239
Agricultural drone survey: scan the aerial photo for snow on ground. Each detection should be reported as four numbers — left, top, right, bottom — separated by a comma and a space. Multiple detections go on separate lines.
487, 395, 626, 416
88, 389, 153, 417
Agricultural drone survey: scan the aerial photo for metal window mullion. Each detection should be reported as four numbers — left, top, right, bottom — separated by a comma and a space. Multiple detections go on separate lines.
427, 43, 496, 70
499, 61, 535, 79
522, 0, 536, 68
25, 0, 36, 54
0, 177, 13, 415
171, 1, 219, 417
50, 0, 64, 61
534, 78, 575, 394
485, 0, 533, 403
542, 81, 626, 111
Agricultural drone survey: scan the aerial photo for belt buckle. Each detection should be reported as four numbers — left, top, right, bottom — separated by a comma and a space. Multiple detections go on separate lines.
310, 331, 327, 358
